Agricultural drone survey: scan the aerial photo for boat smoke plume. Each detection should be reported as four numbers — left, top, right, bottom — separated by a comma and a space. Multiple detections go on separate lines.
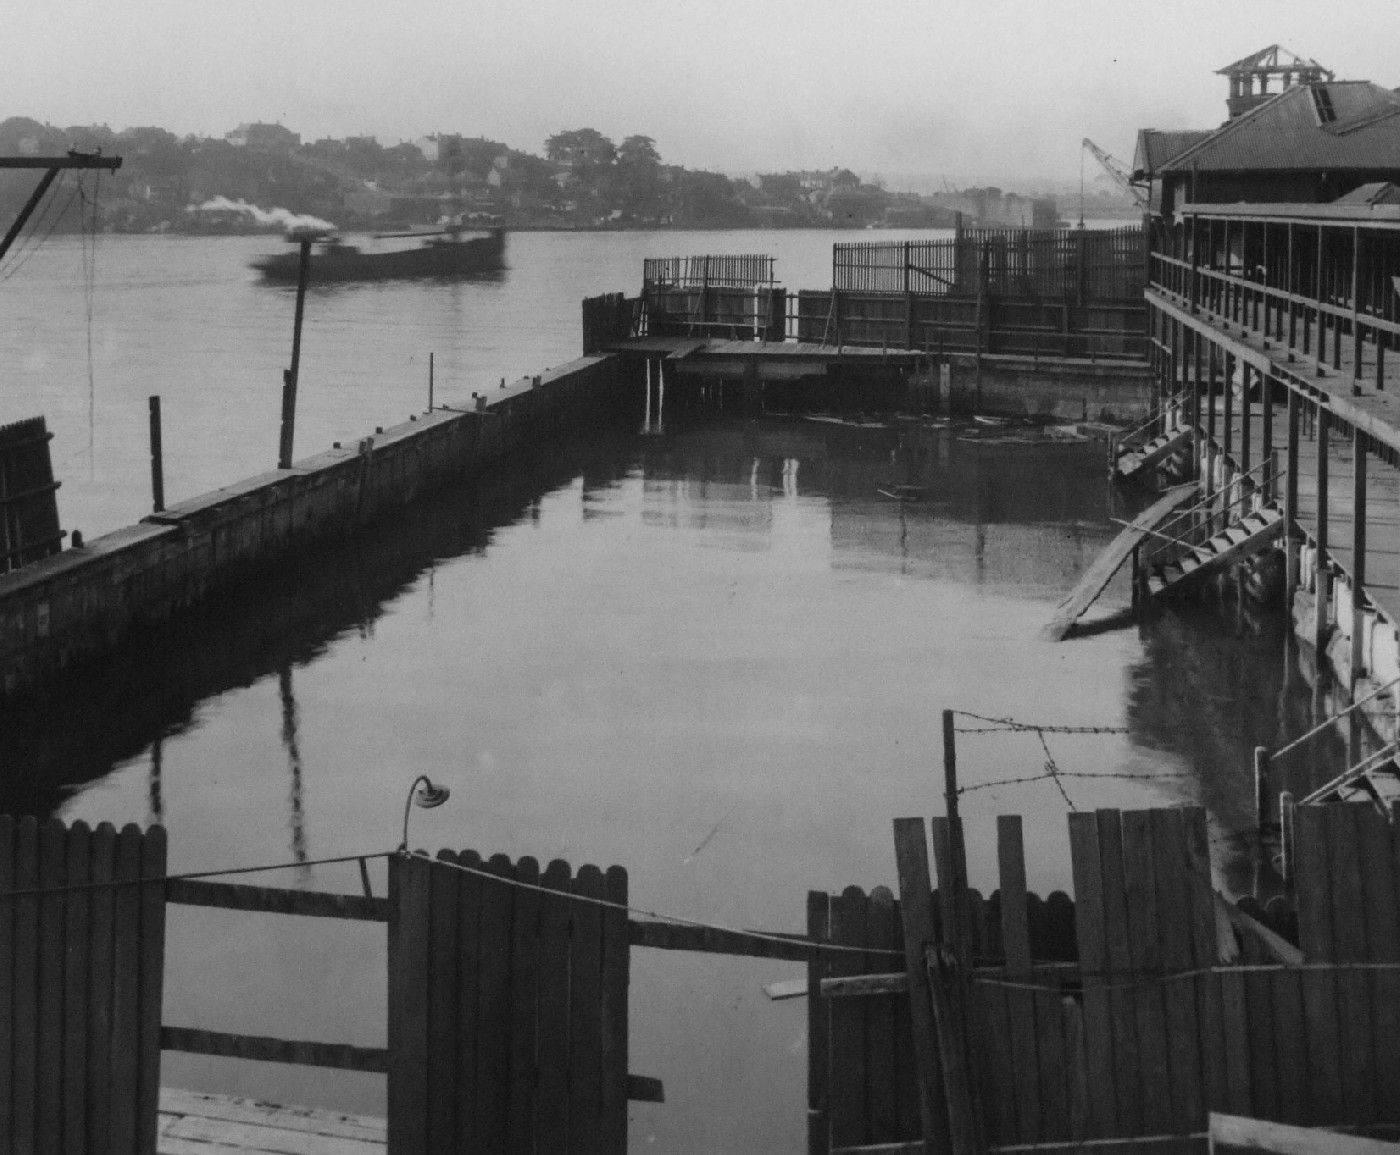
191, 196, 336, 233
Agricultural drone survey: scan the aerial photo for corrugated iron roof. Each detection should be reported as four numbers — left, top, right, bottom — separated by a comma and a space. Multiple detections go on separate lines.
1132, 130, 1214, 180
1162, 82, 1400, 173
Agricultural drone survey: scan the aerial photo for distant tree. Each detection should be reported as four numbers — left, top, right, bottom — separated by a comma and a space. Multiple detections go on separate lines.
615, 135, 663, 218
545, 128, 616, 169
617, 135, 660, 169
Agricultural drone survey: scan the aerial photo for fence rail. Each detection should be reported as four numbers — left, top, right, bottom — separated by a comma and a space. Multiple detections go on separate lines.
643, 254, 776, 290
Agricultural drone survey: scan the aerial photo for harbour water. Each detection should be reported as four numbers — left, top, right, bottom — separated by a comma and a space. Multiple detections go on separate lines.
0, 228, 1343, 1151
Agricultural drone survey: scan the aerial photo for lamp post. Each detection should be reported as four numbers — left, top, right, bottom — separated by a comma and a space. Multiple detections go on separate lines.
398, 774, 451, 852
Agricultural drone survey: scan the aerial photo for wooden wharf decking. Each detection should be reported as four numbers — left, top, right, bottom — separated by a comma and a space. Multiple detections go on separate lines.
158, 1088, 385, 1154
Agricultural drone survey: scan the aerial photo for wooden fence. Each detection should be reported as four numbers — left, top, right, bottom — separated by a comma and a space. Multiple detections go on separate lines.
387, 850, 634, 1154
825, 805, 1400, 1155
833, 228, 1147, 301
0, 817, 167, 1155
0, 417, 63, 574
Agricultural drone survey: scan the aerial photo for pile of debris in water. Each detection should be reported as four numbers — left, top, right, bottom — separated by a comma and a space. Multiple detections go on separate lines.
799, 412, 1117, 445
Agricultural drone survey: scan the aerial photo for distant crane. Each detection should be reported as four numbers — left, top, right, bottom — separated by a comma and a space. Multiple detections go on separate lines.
1081, 138, 1148, 209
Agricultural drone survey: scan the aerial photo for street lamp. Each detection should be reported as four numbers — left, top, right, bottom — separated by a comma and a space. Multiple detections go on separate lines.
399, 774, 451, 851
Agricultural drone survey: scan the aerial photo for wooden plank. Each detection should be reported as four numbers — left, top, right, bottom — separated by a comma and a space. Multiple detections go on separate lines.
893, 817, 950, 1155
998, 817, 1039, 1144
974, 977, 1015, 1147
1044, 484, 1197, 639
0, 816, 14, 1151
627, 1075, 665, 1103
108, 824, 143, 1153
600, 864, 631, 1154
138, 824, 168, 1155
1268, 960, 1307, 1126
535, 859, 573, 1153
386, 852, 430, 1153
1363, 810, 1400, 1124
159, 1112, 385, 1155
505, 856, 541, 1155
1096, 811, 1142, 1137
892, 899, 921, 1144
628, 918, 831, 961
159, 1027, 388, 1071
12, 816, 39, 1155
1209, 1112, 1400, 1155
475, 853, 515, 1151
930, 818, 956, 953
35, 818, 66, 1155
61, 823, 89, 1155
86, 823, 115, 1155
158, 1087, 385, 1141
1063, 994, 1090, 1143
868, 887, 903, 1145
1239, 932, 1280, 1122
1120, 810, 1171, 1135
831, 886, 871, 1151
453, 849, 484, 1153
810, 891, 833, 1155
1327, 805, 1374, 1124
1292, 805, 1343, 1122
1068, 811, 1119, 1137
925, 944, 988, 1155
164, 878, 389, 921
1179, 809, 1229, 1119
1150, 808, 1203, 1131
568, 865, 606, 1155
426, 851, 461, 1151
1034, 980, 1070, 1144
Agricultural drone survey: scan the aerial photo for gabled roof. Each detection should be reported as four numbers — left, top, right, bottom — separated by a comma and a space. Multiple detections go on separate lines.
1132, 129, 1214, 181
1161, 81, 1400, 173
1216, 44, 1330, 78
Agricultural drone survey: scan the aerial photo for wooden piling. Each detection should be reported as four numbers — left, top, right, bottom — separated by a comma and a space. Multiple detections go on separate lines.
1315, 408, 1330, 653
277, 237, 312, 470
1285, 389, 1300, 600
147, 396, 164, 514
1351, 427, 1367, 686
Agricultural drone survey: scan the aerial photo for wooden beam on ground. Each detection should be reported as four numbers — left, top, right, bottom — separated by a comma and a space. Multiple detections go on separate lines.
1044, 483, 1198, 639
1208, 1113, 1400, 1155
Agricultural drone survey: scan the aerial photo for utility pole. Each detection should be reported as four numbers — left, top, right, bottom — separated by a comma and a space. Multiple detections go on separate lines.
0, 152, 123, 264
278, 238, 314, 469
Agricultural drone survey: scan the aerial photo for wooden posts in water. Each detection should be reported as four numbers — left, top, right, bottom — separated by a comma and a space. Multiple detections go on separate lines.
1285, 389, 1300, 600
277, 238, 312, 470
147, 396, 164, 514
428, 352, 435, 412
1352, 428, 1367, 686
1315, 409, 1331, 652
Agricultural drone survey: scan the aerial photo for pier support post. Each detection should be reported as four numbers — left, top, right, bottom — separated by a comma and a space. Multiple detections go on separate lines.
1352, 427, 1367, 687
278, 237, 313, 470
148, 395, 165, 514
1314, 408, 1331, 654
1285, 388, 1300, 600
1254, 746, 1271, 831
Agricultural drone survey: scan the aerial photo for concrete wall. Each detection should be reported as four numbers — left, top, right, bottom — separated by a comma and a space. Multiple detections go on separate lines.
944, 353, 1154, 421
0, 356, 633, 697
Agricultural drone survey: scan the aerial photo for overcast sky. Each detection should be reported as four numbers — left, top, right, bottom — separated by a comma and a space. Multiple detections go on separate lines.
9, 0, 1396, 186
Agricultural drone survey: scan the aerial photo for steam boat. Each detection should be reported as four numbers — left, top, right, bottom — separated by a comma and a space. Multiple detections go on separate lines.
251, 226, 505, 283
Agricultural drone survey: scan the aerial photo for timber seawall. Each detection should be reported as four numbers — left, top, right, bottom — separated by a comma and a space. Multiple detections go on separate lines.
0, 355, 634, 697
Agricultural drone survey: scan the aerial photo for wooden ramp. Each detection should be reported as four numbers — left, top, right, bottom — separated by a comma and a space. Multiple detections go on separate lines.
1044, 483, 1198, 640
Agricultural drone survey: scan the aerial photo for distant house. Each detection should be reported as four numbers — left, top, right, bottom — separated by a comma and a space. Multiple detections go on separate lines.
225, 122, 301, 150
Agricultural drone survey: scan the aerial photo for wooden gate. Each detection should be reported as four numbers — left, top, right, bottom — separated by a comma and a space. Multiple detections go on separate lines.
0, 417, 63, 574
0, 816, 166, 1155
387, 850, 632, 1154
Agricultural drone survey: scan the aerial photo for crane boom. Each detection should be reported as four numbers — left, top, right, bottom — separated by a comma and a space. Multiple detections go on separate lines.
1081, 138, 1147, 208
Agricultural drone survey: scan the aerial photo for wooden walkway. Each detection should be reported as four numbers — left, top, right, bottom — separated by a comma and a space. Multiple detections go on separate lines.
158, 1088, 385, 1154
606, 335, 924, 363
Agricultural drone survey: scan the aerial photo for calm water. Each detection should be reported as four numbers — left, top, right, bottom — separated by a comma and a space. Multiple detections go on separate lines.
0, 229, 1337, 1152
